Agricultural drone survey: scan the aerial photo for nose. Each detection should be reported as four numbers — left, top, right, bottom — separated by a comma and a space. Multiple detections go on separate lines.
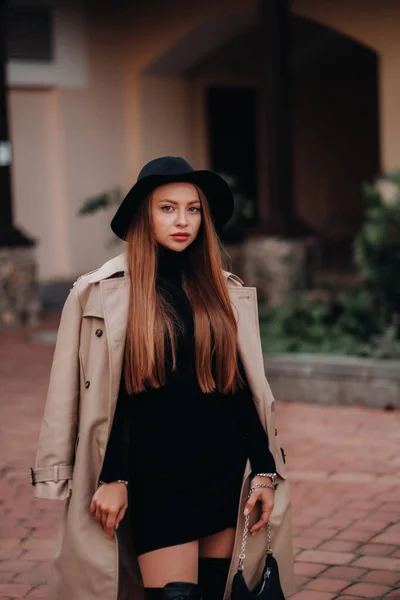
175, 208, 188, 227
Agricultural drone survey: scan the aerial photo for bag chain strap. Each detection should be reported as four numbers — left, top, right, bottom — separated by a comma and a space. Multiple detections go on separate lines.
237, 488, 273, 572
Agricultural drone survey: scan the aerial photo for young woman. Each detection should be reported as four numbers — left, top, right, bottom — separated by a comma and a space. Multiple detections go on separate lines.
30, 157, 294, 600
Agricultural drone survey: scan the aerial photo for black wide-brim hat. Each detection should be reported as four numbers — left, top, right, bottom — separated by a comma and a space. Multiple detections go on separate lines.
110, 156, 234, 240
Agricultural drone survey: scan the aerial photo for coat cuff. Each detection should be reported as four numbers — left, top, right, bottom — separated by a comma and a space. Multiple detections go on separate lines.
32, 480, 72, 501
30, 465, 74, 500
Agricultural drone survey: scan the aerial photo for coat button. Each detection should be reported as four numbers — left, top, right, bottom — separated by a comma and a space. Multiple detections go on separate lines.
95, 329, 103, 337
85, 381, 90, 389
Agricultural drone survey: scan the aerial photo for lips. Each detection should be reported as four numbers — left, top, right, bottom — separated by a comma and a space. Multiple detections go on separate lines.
172, 233, 190, 238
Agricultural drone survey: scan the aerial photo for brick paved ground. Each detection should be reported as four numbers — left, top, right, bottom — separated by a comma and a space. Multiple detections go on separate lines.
1, 318, 400, 600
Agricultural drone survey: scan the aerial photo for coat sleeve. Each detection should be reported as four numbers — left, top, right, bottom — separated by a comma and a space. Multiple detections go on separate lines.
98, 385, 129, 483
232, 356, 276, 476
30, 279, 82, 500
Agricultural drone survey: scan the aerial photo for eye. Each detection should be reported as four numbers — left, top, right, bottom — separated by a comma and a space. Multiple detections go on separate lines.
161, 205, 173, 212
189, 206, 201, 213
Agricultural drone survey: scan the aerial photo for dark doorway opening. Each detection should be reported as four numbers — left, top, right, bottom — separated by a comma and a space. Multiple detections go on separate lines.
206, 87, 258, 232
292, 15, 380, 271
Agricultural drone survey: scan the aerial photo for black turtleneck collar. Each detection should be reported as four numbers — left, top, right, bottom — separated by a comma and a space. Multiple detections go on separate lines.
156, 242, 190, 284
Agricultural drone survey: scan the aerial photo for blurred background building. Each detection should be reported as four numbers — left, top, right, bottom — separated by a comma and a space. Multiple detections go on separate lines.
3, 0, 400, 289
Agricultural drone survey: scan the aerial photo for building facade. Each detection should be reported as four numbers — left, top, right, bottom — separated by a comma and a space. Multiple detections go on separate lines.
6, 0, 400, 281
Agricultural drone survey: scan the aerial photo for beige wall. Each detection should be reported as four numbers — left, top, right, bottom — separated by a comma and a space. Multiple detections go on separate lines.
9, 89, 71, 280
141, 76, 194, 165
9, 5, 130, 280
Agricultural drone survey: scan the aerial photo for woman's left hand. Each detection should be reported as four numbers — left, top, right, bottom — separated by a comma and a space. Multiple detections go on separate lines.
243, 477, 275, 535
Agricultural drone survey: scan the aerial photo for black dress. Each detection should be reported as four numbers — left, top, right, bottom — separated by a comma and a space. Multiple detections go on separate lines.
100, 243, 276, 556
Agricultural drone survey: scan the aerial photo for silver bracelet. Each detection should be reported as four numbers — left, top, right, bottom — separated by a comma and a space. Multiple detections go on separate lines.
253, 472, 277, 482
250, 483, 276, 493
98, 479, 128, 488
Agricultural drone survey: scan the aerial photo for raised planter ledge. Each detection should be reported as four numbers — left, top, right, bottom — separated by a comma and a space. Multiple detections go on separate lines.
263, 353, 400, 409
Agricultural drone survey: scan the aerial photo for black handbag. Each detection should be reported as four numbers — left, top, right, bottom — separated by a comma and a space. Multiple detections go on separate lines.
231, 490, 285, 600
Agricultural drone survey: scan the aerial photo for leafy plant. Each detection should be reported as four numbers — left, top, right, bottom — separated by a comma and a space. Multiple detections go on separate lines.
215, 173, 256, 244
260, 169, 400, 358
354, 169, 400, 318
77, 187, 124, 216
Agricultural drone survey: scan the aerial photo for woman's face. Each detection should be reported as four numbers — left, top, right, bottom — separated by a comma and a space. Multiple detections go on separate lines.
151, 182, 202, 251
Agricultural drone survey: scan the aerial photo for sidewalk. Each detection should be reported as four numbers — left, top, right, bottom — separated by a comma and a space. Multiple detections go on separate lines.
1, 319, 399, 600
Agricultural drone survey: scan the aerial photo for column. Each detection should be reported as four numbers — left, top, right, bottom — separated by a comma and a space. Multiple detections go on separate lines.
0, 0, 34, 246
257, 0, 311, 236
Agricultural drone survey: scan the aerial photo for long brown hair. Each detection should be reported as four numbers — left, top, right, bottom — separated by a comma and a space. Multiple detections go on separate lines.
124, 185, 245, 395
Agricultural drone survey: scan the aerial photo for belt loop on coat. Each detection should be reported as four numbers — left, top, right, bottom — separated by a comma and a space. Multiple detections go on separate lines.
53, 465, 60, 484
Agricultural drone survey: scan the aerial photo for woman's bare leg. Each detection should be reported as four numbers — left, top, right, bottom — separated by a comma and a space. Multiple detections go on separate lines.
138, 540, 199, 587
199, 528, 236, 558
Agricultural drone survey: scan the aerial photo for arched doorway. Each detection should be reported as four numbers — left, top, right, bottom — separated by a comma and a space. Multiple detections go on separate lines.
292, 15, 380, 270
190, 14, 379, 266
141, 10, 380, 269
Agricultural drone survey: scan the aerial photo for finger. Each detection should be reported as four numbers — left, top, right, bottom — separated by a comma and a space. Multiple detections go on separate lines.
89, 500, 95, 515
105, 511, 117, 537
115, 504, 127, 527
101, 509, 109, 530
95, 504, 102, 522
251, 507, 273, 533
244, 491, 261, 516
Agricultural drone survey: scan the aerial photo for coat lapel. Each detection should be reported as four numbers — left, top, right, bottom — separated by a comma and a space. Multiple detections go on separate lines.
100, 277, 130, 427
228, 286, 270, 416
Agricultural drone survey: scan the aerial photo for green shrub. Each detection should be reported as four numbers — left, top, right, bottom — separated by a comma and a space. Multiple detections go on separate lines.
260, 169, 400, 358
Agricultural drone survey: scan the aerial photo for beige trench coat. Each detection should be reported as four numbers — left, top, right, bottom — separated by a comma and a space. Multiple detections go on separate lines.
31, 251, 295, 600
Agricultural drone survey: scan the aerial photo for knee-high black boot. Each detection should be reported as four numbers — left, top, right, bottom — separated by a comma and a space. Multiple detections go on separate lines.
144, 581, 203, 600
198, 557, 232, 600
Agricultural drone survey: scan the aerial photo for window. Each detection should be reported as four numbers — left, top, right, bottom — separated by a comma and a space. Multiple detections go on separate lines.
6, 5, 54, 62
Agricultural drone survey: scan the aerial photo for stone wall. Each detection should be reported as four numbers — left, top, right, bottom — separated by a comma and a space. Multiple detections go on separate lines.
0, 247, 40, 327
264, 353, 400, 410
225, 236, 310, 306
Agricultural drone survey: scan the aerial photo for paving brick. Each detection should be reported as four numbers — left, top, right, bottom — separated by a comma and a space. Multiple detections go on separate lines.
336, 529, 375, 543
289, 591, 336, 600
295, 550, 355, 565
0, 551, 23, 562
293, 575, 310, 588
318, 541, 358, 553
303, 577, 350, 592
351, 520, 393, 532
313, 518, 353, 530
383, 591, 400, 599
294, 562, 328, 577
360, 570, 400, 585
19, 540, 55, 551
322, 566, 367, 580
0, 583, 31, 597
0, 562, 37, 573
25, 587, 48, 598
293, 515, 320, 527
0, 542, 20, 551
352, 555, 400, 572
371, 531, 400, 545
13, 569, 49, 585
298, 528, 338, 540
357, 543, 397, 556
343, 582, 391, 597
0, 571, 16, 584
294, 537, 320, 550
18, 549, 54, 562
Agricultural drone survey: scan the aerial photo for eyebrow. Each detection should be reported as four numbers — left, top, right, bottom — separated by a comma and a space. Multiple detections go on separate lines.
157, 199, 201, 205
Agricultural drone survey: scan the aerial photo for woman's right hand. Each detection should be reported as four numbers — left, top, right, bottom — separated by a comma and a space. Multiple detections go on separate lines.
90, 482, 128, 538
